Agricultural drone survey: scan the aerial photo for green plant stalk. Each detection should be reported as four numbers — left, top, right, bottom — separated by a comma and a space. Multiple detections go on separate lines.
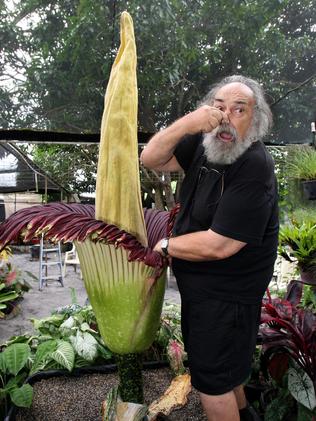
76, 240, 166, 354
115, 353, 143, 403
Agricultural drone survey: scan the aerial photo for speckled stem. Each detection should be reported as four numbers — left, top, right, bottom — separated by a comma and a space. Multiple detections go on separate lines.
115, 353, 144, 403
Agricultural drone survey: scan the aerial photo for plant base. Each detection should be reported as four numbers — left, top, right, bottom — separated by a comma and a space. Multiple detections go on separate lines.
115, 353, 144, 403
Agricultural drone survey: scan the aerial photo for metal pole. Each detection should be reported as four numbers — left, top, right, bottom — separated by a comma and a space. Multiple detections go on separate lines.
44, 176, 48, 203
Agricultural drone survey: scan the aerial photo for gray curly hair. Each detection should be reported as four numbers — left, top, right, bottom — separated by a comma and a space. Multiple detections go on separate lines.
201, 75, 273, 140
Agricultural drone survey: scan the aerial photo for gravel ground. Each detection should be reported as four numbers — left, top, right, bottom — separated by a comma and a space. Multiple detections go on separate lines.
15, 368, 206, 421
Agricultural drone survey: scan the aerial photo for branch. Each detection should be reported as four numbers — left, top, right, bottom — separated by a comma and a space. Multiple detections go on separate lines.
0, 73, 25, 82
77, 147, 97, 165
64, 121, 88, 132
271, 73, 316, 107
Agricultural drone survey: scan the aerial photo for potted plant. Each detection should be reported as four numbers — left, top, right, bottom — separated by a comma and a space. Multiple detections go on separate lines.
259, 285, 316, 420
288, 145, 316, 200
279, 220, 316, 284
0, 260, 31, 319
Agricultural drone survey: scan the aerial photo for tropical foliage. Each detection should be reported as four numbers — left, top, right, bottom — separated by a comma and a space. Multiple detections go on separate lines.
0, 343, 33, 419
287, 146, 316, 181
0, 301, 184, 418
259, 284, 316, 420
0, 261, 32, 319
279, 221, 316, 279
155, 302, 186, 375
0, 303, 114, 419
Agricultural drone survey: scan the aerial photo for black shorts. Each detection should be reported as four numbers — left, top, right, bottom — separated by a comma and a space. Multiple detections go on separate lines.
181, 296, 261, 395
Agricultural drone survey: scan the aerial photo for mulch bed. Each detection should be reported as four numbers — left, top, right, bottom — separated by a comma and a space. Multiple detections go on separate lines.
15, 367, 207, 421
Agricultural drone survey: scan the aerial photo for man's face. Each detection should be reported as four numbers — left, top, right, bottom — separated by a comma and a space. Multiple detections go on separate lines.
202, 82, 257, 165
213, 82, 255, 142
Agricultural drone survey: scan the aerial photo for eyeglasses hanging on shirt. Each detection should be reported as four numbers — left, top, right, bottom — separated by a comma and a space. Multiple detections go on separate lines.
196, 165, 225, 205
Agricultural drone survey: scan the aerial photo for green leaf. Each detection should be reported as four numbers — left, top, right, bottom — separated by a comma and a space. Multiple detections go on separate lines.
74, 355, 90, 368
80, 322, 91, 331
0, 352, 6, 373
9, 384, 33, 408
297, 402, 316, 421
0, 291, 19, 303
51, 340, 75, 372
31, 314, 65, 334
0, 388, 7, 400
59, 316, 76, 336
104, 386, 119, 421
30, 339, 57, 375
3, 334, 35, 347
5, 371, 27, 392
97, 344, 113, 361
69, 331, 98, 362
263, 388, 291, 421
3, 343, 30, 376
288, 367, 316, 410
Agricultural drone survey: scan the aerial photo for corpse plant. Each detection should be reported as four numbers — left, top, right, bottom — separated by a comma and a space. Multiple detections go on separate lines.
0, 12, 177, 405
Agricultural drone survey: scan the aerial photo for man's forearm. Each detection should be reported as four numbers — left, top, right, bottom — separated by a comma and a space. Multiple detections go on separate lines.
167, 231, 223, 261
154, 230, 246, 262
140, 118, 188, 169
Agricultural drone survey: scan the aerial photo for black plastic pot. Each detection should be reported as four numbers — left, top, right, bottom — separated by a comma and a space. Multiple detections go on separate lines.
4, 361, 169, 421
300, 269, 316, 285
302, 180, 316, 200
244, 383, 267, 404
29, 245, 40, 260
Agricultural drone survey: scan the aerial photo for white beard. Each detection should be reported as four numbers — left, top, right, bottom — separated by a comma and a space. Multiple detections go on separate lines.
202, 124, 257, 165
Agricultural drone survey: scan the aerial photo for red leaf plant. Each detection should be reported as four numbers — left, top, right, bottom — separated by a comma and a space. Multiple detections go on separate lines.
260, 283, 316, 392
167, 339, 187, 376
5, 270, 17, 286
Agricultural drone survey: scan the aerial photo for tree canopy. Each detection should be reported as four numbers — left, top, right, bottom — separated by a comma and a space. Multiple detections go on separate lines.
0, 0, 315, 193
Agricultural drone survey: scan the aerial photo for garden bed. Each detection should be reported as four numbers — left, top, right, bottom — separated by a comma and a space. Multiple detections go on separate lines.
12, 365, 206, 421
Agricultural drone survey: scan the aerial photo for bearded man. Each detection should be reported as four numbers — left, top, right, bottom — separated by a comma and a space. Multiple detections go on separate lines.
141, 75, 278, 421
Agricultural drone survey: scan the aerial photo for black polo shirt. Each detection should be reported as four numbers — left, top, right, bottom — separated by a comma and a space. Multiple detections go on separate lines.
172, 133, 279, 304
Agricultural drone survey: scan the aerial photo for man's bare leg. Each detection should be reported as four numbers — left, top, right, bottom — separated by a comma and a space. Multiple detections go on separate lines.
199, 390, 240, 421
234, 384, 247, 409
